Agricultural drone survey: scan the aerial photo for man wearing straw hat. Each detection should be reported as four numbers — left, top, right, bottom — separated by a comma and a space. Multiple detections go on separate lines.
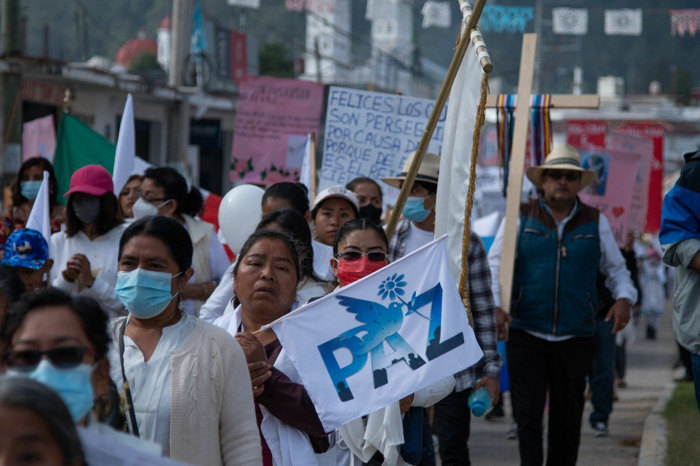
488, 144, 637, 465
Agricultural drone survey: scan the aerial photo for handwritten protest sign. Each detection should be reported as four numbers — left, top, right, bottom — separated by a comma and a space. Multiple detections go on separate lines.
230, 76, 324, 185
578, 148, 640, 246
615, 122, 664, 232
319, 86, 447, 204
607, 132, 653, 233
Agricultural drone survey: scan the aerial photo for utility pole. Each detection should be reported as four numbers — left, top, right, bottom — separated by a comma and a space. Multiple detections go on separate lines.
1, 0, 22, 195
168, 0, 194, 170
169, 0, 194, 88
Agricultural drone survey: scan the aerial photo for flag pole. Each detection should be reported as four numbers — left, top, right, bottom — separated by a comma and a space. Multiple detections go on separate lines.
309, 132, 317, 206
385, 0, 489, 241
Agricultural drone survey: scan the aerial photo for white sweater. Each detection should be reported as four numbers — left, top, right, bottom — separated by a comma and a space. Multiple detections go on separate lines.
51, 224, 128, 317
108, 317, 262, 466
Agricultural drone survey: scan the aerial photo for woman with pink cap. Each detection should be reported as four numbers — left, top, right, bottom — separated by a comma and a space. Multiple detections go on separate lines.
50, 165, 127, 317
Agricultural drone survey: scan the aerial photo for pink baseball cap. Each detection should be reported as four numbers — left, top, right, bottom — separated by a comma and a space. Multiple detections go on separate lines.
63, 164, 114, 197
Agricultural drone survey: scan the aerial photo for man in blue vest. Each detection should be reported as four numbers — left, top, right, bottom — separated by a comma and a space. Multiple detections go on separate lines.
488, 145, 637, 466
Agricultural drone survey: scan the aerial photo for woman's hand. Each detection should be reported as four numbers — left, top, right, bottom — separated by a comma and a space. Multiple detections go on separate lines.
66, 254, 95, 287
235, 331, 267, 364
399, 394, 414, 413
248, 360, 272, 397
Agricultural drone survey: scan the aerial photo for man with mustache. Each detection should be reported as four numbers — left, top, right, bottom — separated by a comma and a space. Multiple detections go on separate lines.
487, 145, 637, 466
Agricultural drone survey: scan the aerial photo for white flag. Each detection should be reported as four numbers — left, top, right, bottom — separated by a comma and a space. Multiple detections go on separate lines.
299, 134, 313, 203
228, 0, 260, 8
605, 9, 642, 36
421, 1, 451, 29
552, 8, 588, 35
434, 36, 484, 282
112, 94, 135, 195
270, 236, 483, 432
25, 171, 52, 257
366, 0, 398, 21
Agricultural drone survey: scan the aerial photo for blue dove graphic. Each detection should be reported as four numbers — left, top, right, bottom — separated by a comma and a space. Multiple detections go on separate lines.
336, 295, 405, 355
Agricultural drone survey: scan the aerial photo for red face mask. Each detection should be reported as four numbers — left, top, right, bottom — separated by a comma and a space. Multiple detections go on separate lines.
336, 257, 386, 287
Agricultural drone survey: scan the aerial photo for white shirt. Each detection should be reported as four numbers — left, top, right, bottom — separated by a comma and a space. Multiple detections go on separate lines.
50, 224, 128, 317
312, 240, 336, 281
118, 313, 197, 455
199, 262, 236, 323
402, 223, 435, 257
487, 201, 638, 340
182, 227, 231, 316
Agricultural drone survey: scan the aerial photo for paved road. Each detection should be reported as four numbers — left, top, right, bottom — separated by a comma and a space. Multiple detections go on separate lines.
459, 305, 677, 465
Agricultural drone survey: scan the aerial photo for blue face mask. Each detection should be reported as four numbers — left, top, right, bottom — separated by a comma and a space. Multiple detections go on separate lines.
20, 180, 43, 201
116, 268, 181, 319
8, 359, 94, 422
402, 196, 431, 222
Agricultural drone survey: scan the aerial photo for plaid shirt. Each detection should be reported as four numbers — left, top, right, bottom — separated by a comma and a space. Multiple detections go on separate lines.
453, 233, 502, 391
387, 218, 412, 262
387, 220, 501, 391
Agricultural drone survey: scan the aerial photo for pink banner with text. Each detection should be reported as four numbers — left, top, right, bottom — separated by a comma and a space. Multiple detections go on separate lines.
578, 148, 641, 247
230, 76, 324, 185
22, 115, 56, 162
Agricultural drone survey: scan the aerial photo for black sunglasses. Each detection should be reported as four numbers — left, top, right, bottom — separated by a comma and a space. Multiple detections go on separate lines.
546, 170, 581, 182
3, 346, 93, 371
335, 251, 388, 262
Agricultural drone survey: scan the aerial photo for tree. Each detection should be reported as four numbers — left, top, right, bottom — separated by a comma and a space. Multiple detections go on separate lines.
258, 43, 294, 78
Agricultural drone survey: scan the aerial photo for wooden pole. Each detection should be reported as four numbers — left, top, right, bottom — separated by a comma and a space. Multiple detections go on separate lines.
497, 34, 537, 314
458, 0, 493, 73
385, 0, 488, 241
485, 94, 599, 109
309, 132, 317, 206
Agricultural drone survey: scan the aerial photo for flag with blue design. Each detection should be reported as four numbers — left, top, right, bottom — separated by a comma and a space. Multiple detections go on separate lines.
269, 235, 483, 432
191, 0, 207, 54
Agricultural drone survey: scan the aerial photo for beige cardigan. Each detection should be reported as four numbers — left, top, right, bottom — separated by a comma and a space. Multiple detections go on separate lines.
110, 318, 262, 465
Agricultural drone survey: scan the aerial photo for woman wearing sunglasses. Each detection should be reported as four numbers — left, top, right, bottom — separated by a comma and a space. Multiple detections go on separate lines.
0, 288, 112, 426
109, 216, 260, 465
331, 219, 454, 465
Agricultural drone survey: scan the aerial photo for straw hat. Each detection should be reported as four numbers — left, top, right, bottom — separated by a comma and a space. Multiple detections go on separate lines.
381, 151, 440, 188
525, 145, 596, 190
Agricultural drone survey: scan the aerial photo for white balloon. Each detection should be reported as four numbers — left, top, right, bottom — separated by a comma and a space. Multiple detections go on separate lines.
218, 184, 265, 255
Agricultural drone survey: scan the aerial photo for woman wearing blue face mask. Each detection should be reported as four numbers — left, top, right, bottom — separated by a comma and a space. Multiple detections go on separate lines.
1, 157, 63, 257
108, 216, 261, 465
0, 288, 113, 427
50, 165, 126, 318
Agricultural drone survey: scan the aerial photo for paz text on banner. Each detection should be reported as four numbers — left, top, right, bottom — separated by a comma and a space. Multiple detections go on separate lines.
319, 86, 447, 205
270, 236, 483, 432
229, 76, 324, 185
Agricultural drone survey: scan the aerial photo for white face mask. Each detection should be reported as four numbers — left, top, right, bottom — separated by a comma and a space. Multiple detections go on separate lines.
132, 198, 170, 220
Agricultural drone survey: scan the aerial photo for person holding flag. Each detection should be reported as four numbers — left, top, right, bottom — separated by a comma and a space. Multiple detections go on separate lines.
1, 157, 63, 255
331, 218, 455, 465
216, 229, 333, 465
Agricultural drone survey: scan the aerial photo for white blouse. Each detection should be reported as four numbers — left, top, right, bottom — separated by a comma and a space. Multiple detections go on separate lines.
119, 313, 196, 455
